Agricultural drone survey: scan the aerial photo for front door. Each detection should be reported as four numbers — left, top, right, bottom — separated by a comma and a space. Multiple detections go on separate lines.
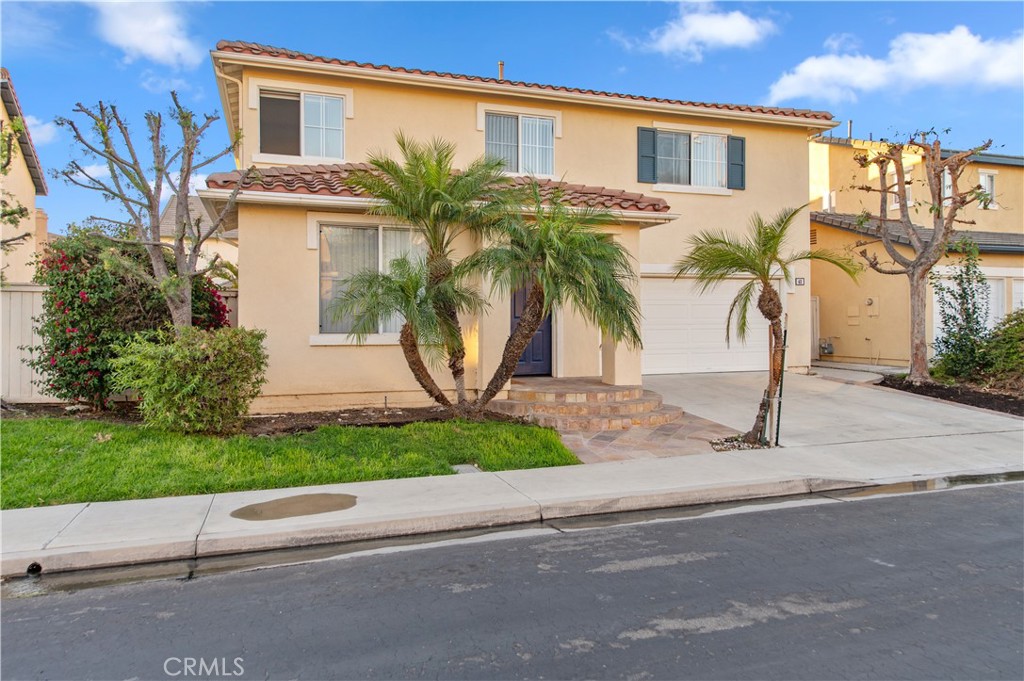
511, 288, 551, 376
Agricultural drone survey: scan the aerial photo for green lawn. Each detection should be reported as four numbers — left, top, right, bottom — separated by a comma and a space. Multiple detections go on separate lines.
0, 418, 578, 509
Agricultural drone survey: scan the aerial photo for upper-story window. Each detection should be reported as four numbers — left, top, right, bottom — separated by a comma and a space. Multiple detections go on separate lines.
485, 112, 554, 176
888, 170, 911, 208
638, 127, 745, 191
979, 171, 997, 209
942, 169, 953, 206
259, 90, 344, 160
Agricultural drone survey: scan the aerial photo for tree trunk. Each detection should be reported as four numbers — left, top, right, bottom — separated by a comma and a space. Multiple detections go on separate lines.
907, 267, 932, 384
743, 285, 784, 445
427, 254, 468, 405
473, 284, 546, 410
166, 280, 193, 333
399, 323, 451, 408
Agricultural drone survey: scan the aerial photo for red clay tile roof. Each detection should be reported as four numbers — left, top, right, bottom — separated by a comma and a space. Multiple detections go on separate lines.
215, 40, 834, 123
207, 164, 671, 213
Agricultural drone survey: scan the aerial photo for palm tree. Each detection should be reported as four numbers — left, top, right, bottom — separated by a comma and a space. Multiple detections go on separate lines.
674, 206, 859, 445
470, 185, 643, 410
347, 133, 518, 407
331, 256, 486, 408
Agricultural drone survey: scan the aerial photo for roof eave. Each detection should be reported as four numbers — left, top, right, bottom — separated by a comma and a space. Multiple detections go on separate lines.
0, 76, 48, 196
211, 50, 838, 132
198, 187, 677, 226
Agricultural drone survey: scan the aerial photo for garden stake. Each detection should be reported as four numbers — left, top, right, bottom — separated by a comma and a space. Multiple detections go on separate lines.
775, 325, 788, 447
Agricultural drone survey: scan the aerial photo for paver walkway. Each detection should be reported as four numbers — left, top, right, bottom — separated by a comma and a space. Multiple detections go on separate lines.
560, 413, 737, 463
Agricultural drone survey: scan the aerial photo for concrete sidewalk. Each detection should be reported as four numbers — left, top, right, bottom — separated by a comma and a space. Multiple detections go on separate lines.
3, 372, 1021, 578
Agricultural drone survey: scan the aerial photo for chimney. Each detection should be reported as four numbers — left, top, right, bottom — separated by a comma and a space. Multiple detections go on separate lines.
847, 120, 852, 139
498, 61, 504, 80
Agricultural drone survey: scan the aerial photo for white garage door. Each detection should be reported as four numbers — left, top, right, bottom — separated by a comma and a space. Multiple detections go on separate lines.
641, 277, 771, 374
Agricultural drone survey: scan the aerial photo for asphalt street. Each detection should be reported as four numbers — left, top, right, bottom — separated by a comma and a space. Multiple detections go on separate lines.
2, 483, 1022, 680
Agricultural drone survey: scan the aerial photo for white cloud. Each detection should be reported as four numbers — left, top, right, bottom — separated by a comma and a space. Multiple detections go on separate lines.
24, 115, 58, 146
768, 26, 1024, 105
614, 2, 776, 62
140, 70, 191, 94
73, 163, 112, 182
91, 1, 203, 69
823, 32, 861, 54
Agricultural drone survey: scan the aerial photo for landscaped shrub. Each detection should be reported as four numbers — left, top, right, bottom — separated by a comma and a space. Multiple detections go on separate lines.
930, 241, 991, 378
27, 232, 228, 408
980, 309, 1024, 389
111, 327, 268, 434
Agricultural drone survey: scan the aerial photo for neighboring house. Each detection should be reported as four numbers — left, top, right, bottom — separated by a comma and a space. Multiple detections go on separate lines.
1, 68, 48, 284
199, 41, 837, 412
809, 135, 1024, 366
158, 194, 239, 282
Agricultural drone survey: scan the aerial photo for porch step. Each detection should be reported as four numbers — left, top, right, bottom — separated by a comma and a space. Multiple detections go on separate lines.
492, 377, 683, 431
532, 405, 685, 432
491, 391, 663, 417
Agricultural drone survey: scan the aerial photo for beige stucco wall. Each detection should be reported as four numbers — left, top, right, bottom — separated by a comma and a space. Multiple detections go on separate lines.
811, 221, 1023, 366
237, 200, 641, 411
1, 104, 42, 285
226, 65, 822, 385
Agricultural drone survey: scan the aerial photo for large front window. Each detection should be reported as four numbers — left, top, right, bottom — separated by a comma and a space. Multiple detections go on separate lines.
319, 225, 425, 334
259, 91, 344, 159
655, 131, 727, 188
485, 112, 554, 175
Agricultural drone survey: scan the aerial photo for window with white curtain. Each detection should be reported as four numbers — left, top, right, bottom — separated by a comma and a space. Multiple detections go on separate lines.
942, 169, 953, 206
485, 112, 554, 175
319, 225, 425, 334
259, 90, 344, 160
654, 131, 727, 188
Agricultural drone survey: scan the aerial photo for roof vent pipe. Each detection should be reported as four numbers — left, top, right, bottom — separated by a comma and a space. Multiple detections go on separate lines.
847, 120, 852, 138
498, 61, 504, 80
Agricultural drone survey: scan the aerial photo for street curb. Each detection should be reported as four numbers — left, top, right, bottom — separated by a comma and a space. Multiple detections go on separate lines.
10, 469, 1021, 579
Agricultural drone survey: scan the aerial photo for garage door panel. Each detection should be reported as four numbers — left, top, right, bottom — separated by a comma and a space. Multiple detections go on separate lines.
641, 277, 770, 374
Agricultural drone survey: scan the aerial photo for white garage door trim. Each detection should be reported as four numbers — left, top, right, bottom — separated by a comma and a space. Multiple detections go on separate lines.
641, 275, 778, 375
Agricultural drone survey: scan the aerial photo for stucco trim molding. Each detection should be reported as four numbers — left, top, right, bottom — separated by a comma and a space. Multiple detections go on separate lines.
309, 334, 400, 346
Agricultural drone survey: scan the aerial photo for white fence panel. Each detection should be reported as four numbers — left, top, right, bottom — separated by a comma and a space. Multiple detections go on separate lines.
1, 284, 49, 403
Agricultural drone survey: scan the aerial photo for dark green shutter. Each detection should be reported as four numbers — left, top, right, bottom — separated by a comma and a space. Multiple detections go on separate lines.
637, 127, 657, 183
727, 136, 745, 190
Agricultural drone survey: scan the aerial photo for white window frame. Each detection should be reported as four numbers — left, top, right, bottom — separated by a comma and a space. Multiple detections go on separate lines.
941, 169, 953, 207
310, 219, 422, 346
888, 170, 912, 209
649, 121, 733, 196
478, 103, 560, 179
249, 77, 354, 165
978, 170, 998, 209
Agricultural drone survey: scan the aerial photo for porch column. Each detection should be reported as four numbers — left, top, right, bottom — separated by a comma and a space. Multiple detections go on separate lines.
601, 224, 642, 386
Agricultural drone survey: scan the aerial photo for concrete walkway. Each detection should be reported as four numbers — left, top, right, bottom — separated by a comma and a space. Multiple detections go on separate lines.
3, 372, 1021, 578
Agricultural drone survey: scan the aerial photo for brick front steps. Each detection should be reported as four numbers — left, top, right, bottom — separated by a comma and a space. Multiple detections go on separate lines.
490, 377, 685, 432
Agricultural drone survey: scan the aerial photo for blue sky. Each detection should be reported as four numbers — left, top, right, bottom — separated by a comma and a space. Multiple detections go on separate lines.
3, 1, 1022, 233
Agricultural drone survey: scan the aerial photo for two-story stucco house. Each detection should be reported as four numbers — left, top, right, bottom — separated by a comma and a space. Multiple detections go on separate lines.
809, 135, 1024, 367
198, 41, 838, 412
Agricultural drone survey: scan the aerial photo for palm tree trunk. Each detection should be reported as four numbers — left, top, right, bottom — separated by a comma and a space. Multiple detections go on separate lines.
474, 284, 545, 410
427, 254, 469, 406
907, 267, 931, 385
400, 323, 451, 408
446, 331, 468, 406
743, 285, 784, 445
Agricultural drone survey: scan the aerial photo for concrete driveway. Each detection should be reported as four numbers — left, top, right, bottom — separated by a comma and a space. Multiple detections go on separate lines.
645, 371, 1023, 448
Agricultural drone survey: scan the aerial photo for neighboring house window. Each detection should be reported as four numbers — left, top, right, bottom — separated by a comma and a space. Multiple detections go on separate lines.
259, 90, 344, 159
484, 112, 554, 175
979, 171, 997, 209
319, 225, 425, 333
888, 171, 911, 208
637, 128, 745, 190
942, 169, 953, 207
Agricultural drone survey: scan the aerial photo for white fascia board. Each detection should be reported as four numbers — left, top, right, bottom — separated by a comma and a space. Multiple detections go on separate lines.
213, 52, 840, 132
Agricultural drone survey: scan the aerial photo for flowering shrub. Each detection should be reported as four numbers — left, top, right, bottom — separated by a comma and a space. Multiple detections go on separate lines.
111, 327, 268, 434
27, 233, 227, 408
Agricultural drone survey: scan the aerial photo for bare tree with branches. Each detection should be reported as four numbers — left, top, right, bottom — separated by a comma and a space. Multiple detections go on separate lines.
56, 92, 253, 331
853, 132, 992, 384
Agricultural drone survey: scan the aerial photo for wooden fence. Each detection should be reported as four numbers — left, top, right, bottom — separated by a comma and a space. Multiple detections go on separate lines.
1, 286, 239, 403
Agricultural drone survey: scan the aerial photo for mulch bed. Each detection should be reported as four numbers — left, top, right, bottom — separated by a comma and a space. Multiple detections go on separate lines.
1, 402, 527, 436
878, 376, 1024, 417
